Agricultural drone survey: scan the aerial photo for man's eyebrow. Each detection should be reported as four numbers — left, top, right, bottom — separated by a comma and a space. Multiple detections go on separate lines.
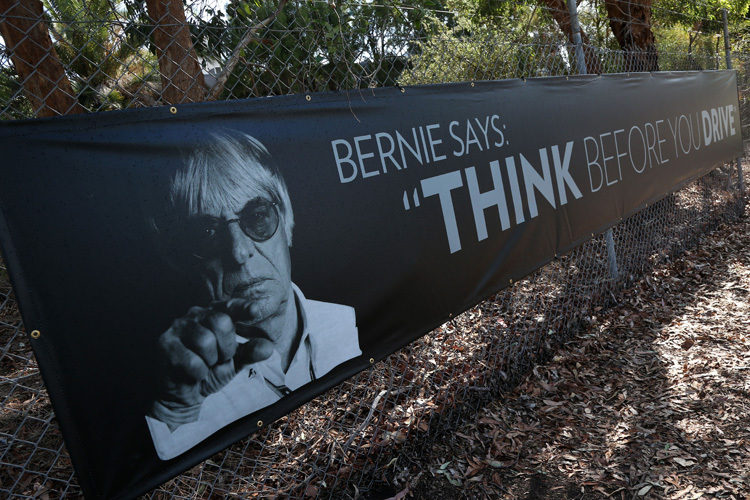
238, 197, 270, 213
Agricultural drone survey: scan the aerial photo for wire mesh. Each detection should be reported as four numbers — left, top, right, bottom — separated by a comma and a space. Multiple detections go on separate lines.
0, 0, 748, 498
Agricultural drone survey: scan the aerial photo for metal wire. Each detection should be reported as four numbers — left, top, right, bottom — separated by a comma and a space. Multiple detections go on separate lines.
0, 1, 747, 498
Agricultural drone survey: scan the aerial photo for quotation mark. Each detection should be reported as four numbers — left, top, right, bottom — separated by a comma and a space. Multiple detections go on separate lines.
403, 188, 421, 210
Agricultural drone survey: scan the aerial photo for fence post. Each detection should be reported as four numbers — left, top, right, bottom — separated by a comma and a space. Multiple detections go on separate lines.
566, 0, 587, 75
605, 229, 619, 281
722, 8, 746, 196
567, 0, 619, 280
722, 9, 731, 69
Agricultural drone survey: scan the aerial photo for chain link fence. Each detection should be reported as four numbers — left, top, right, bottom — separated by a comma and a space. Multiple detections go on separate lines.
1, 1, 747, 498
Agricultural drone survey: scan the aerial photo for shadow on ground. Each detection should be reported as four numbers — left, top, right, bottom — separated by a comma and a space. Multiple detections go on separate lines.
379, 200, 749, 500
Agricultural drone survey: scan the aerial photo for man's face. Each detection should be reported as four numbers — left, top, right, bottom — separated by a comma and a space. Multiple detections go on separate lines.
189, 195, 293, 329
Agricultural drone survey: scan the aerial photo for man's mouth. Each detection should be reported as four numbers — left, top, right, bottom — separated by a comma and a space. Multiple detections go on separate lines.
229, 278, 270, 298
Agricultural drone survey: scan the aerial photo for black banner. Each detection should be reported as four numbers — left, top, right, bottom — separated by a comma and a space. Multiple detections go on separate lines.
0, 71, 741, 499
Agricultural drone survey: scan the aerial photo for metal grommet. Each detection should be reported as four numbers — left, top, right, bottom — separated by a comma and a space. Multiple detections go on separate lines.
30, 330, 41, 339
305, 95, 311, 101
400, 88, 405, 93
257, 420, 263, 427
509, 279, 513, 285
169, 106, 177, 115
369, 358, 375, 364
471, 82, 475, 87
592, 233, 595, 238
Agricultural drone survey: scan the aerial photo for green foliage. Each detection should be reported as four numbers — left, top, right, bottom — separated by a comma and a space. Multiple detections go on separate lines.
43, 0, 158, 110
654, 25, 723, 70
399, 0, 570, 85
655, 0, 750, 31
0, 67, 33, 120
193, 0, 449, 99
646, 0, 750, 71
4, 0, 750, 117
575, 0, 621, 50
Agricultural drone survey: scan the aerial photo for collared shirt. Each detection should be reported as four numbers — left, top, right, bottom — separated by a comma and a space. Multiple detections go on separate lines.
249, 290, 317, 395
147, 285, 360, 460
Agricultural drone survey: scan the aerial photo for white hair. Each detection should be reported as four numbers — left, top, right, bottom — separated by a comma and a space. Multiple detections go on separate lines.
169, 131, 294, 244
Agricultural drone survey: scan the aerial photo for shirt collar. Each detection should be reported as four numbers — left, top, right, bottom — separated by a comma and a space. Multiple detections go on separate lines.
249, 283, 313, 391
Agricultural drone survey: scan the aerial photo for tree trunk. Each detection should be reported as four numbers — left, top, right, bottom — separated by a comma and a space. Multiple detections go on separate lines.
0, 0, 83, 117
604, 0, 659, 72
543, 0, 603, 75
145, 0, 206, 104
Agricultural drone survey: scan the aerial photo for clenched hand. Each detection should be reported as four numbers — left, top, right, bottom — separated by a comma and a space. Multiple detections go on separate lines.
149, 301, 273, 429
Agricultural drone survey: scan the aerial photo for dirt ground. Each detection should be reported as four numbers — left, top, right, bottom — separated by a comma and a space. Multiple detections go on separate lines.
382, 199, 750, 499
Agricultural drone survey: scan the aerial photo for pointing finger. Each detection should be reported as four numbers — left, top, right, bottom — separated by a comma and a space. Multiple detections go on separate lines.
234, 338, 274, 369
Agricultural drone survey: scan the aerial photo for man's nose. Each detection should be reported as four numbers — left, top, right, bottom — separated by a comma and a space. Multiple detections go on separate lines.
226, 221, 256, 265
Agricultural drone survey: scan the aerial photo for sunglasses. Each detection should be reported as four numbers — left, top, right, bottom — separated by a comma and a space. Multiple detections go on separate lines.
190, 198, 280, 259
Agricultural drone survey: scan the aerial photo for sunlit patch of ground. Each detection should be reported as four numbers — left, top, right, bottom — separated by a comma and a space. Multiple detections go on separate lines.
408, 197, 750, 500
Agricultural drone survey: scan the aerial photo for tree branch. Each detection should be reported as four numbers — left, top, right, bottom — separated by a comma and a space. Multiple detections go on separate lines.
208, 0, 288, 101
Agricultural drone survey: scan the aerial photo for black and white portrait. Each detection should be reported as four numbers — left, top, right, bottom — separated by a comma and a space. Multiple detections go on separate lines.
144, 132, 361, 460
